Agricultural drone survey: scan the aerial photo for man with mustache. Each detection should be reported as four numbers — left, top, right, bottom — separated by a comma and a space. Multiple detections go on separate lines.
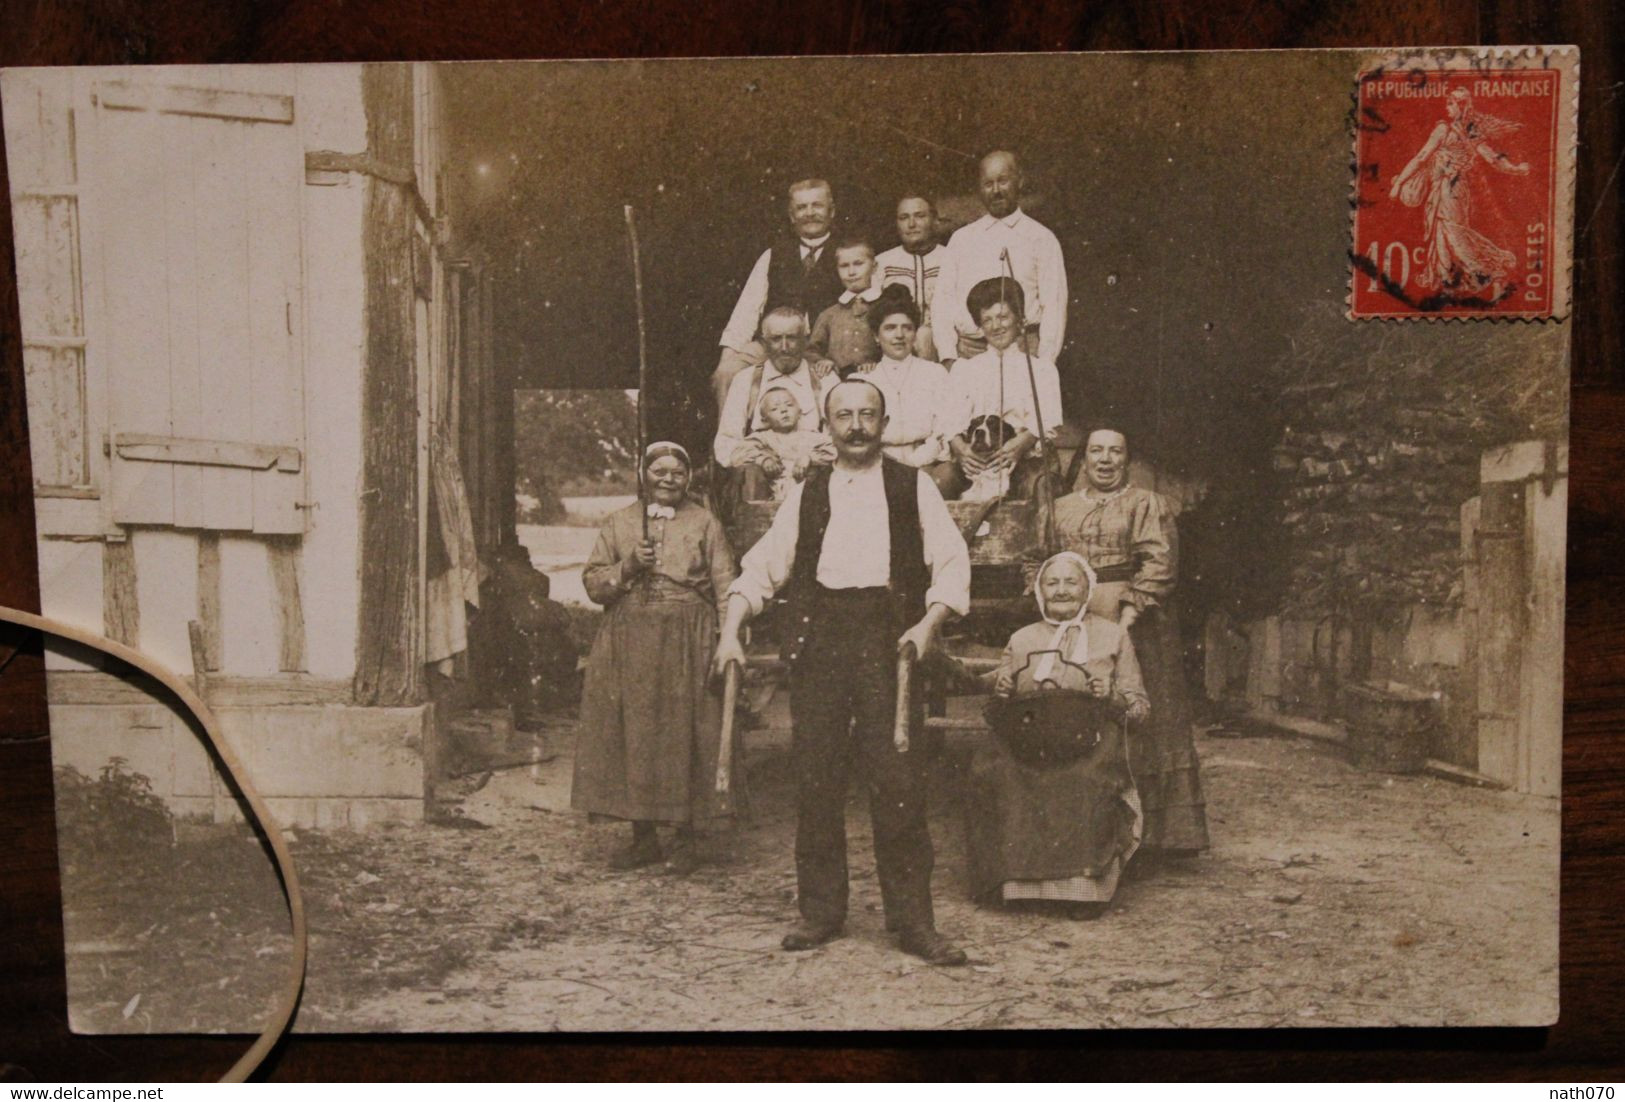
712, 178, 845, 410
713, 379, 972, 965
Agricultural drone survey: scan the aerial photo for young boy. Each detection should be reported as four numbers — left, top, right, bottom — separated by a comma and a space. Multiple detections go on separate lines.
732, 387, 831, 501
808, 237, 884, 378
945, 276, 1064, 500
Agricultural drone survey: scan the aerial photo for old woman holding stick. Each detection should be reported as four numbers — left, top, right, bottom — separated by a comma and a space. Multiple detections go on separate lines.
571, 441, 740, 874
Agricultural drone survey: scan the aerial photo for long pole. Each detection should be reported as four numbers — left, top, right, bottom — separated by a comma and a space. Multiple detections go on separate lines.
1001, 250, 1058, 552
625, 205, 650, 540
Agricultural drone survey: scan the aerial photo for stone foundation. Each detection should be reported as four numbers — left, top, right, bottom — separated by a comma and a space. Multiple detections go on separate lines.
46, 671, 428, 828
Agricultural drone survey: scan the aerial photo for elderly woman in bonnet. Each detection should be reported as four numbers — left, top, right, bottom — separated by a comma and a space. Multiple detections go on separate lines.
964, 551, 1148, 915
571, 441, 740, 873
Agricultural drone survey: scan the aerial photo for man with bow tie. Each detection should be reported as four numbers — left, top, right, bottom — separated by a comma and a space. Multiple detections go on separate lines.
711, 178, 846, 411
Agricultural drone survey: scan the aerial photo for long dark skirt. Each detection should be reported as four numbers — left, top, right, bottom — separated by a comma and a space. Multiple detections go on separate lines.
570, 585, 737, 825
1092, 583, 1211, 853
964, 724, 1140, 902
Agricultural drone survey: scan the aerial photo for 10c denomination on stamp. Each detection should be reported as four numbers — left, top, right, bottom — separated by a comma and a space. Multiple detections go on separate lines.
1349, 47, 1577, 320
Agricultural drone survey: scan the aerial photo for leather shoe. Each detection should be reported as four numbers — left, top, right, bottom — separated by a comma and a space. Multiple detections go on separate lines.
781, 920, 843, 951
607, 835, 662, 870
898, 926, 968, 966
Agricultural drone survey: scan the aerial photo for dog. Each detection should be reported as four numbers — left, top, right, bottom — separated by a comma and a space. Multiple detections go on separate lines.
959, 414, 1020, 503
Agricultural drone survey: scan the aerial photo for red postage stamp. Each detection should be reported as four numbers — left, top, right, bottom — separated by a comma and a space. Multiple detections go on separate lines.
1349, 48, 1578, 319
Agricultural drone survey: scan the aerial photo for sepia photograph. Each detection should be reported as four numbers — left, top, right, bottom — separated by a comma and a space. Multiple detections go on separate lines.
2, 47, 1574, 1034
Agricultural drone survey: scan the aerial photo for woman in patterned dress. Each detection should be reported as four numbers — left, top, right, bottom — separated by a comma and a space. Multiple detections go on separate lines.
1052, 427, 1211, 855
571, 442, 739, 874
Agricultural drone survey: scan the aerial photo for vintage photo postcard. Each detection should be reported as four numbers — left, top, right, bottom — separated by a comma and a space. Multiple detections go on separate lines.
2, 47, 1573, 1033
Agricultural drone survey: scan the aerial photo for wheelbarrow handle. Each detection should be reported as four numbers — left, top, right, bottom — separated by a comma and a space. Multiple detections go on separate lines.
716, 659, 741, 794
894, 642, 917, 753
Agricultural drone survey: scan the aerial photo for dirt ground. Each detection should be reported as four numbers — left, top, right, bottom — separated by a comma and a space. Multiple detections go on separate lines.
60, 723, 1558, 1034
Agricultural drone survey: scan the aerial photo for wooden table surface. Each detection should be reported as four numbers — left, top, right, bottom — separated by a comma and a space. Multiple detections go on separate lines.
2, 0, 1622, 1081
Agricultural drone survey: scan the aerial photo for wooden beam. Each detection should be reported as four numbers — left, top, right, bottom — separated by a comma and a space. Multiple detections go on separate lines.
1476, 480, 1526, 788
101, 536, 138, 646
195, 533, 222, 671
94, 81, 294, 125
353, 64, 422, 707
113, 432, 301, 473
47, 670, 353, 708
268, 536, 307, 673
186, 620, 209, 698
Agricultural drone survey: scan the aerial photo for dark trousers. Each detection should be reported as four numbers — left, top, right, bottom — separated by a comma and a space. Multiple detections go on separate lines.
788, 587, 935, 931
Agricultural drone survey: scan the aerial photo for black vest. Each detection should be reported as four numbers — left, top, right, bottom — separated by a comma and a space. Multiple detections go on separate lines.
763, 234, 844, 327
783, 458, 930, 663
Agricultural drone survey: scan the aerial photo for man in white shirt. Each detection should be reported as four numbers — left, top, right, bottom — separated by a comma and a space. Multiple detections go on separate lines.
932, 151, 1068, 367
712, 379, 971, 966
711, 179, 845, 411
874, 194, 947, 362
714, 307, 836, 499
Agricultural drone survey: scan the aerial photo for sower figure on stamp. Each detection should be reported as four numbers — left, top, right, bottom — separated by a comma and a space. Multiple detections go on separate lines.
712, 379, 973, 966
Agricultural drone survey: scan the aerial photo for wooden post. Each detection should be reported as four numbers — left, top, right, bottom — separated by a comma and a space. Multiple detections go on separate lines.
196, 533, 222, 671
268, 536, 307, 673
353, 64, 423, 707
1518, 448, 1566, 798
1475, 479, 1525, 787
102, 535, 140, 646
1245, 616, 1282, 713
1443, 496, 1481, 770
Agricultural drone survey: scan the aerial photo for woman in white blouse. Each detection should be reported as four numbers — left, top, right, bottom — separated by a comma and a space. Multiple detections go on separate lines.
855, 284, 961, 497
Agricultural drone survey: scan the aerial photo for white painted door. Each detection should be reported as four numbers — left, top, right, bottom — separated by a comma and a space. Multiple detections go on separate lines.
93, 77, 306, 534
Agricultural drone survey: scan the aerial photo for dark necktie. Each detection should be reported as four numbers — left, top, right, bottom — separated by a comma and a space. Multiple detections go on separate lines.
803, 246, 820, 274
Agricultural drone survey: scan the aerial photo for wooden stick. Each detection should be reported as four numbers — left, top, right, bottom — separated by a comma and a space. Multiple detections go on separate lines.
895, 641, 917, 752
624, 204, 650, 541
1001, 249, 1060, 551
716, 660, 741, 793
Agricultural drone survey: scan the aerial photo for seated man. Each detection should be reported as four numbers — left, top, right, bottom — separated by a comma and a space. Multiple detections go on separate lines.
731, 387, 832, 501
944, 277, 1064, 500
808, 236, 883, 378
714, 306, 837, 502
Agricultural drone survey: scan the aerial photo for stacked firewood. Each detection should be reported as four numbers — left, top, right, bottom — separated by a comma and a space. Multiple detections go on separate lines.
1264, 312, 1566, 621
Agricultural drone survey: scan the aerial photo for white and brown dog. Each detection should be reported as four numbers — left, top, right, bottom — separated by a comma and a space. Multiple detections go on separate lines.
959, 414, 1020, 503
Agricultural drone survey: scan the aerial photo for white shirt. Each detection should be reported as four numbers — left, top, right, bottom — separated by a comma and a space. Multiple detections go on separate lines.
875, 243, 946, 314
713, 359, 833, 467
718, 233, 832, 352
932, 210, 1068, 362
729, 462, 971, 619
862, 354, 952, 467
946, 345, 1064, 451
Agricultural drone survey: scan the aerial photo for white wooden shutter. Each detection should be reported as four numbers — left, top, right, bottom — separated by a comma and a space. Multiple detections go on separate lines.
94, 78, 306, 534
